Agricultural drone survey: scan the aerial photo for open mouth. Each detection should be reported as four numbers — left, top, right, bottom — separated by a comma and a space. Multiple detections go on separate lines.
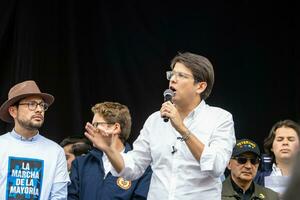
169, 86, 176, 95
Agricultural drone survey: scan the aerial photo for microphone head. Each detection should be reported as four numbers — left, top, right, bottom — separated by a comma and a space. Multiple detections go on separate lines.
163, 89, 174, 102
162, 89, 174, 122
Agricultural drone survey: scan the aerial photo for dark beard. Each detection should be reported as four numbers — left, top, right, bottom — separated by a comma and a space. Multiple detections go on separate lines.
17, 117, 43, 131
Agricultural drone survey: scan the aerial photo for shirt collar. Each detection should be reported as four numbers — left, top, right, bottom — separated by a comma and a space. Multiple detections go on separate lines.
230, 176, 255, 197
103, 147, 125, 161
10, 129, 40, 142
271, 163, 283, 176
185, 100, 206, 120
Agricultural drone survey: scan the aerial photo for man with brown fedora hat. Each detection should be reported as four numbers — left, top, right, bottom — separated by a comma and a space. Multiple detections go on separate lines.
0, 80, 70, 199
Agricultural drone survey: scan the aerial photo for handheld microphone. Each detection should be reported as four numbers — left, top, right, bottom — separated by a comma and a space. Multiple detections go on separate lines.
163, 89, 174, 122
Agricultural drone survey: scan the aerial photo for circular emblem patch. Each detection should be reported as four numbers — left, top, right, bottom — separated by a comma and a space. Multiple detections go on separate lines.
116, 177, 132, 190
258, 193, 265, 199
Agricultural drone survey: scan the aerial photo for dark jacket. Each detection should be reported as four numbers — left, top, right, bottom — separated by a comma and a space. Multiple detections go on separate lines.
222, 177, 279, 200
254, 154, 273, 186
68, 143, 152, 200
254, 170, 272, 186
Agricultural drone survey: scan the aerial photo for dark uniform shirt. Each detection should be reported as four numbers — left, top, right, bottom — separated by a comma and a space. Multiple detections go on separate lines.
231, 177, 255, 200
222, 176, 279, 200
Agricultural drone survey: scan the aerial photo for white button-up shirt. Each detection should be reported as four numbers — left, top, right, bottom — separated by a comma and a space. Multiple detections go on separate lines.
264, 163, 291, 194
113, 100, 235, 200
270, 163, 283, 176
102, 148, 125, 178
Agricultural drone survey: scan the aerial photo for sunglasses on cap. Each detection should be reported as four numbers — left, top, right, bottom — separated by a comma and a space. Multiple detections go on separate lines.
232, 156, 261, 165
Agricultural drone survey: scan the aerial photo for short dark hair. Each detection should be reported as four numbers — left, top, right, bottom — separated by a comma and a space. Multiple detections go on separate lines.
60, 135, 91, 148
170, 52, 214, 100
264, 119, 300, 164
72, 143, 92, 156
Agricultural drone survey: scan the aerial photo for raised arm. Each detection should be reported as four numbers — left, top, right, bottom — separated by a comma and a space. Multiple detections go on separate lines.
84, 122, 125, 173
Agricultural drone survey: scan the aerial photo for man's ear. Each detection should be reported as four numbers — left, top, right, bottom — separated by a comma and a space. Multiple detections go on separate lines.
113, 123, 121, 135
227, 160, 232, 171
8, 106, 17, 119
196, 82, 207, 95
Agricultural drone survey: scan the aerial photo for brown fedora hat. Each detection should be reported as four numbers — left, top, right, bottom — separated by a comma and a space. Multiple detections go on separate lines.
0, 80, 55, 123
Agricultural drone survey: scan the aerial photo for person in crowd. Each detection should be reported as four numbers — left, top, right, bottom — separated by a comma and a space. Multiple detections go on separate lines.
68, 101, 152, 200
85, 52, 236, 199
60, 135, 92, 172
222, 139, 279, 200
0, 80, 69, 199
255, 119, 300, 194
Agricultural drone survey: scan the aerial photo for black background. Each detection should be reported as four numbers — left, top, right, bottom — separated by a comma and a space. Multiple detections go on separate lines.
0, 0, 299, 150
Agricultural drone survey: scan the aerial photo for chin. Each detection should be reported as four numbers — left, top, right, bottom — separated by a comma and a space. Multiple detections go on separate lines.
280, 155, 292, 160
31, 122, 43, 129
172, 96, 178, 101
241, 175, 253, 181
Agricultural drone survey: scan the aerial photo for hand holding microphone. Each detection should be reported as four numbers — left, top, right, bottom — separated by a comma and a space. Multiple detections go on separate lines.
162, 89, 174, 122
161, 89, 185, 134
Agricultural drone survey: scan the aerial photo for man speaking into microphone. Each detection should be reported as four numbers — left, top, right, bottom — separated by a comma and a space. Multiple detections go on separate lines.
85, 52, 236, 199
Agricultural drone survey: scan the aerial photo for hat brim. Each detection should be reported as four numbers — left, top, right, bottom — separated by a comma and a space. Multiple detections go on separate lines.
0, 93, 54, 123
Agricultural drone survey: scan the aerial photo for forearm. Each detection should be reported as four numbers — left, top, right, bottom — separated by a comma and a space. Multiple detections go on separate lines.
178, 127, 204, 161
105, 147, 125, 173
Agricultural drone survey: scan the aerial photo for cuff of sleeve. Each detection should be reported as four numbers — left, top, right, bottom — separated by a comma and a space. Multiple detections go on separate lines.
199, 145, 216, 171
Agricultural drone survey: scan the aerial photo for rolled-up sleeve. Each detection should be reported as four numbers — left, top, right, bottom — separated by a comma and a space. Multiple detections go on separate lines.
199, 112, 236, 177
111, 123, 152, 181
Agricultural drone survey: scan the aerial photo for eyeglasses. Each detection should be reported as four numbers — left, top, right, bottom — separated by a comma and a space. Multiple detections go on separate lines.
166, 71, 194, 81
92, 122, 114, 128
232, 156, 260, 165
18, 101, 49, 111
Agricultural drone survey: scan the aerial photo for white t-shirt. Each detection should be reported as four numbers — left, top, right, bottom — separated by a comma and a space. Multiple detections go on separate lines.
0, 131, 70, 200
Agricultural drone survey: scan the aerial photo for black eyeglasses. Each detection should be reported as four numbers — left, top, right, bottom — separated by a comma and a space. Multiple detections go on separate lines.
18, 101, 49, 111
232, 156, 260, 165
92, 122, 114, 128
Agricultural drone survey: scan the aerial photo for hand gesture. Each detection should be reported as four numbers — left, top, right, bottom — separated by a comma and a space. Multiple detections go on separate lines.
84, 122, 118, 152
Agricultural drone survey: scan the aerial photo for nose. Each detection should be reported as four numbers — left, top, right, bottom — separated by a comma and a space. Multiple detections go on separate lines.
170, 73, 177, 83
244, 160, 253, 168
35, 104, 44, 112
282, 138, 289, 145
